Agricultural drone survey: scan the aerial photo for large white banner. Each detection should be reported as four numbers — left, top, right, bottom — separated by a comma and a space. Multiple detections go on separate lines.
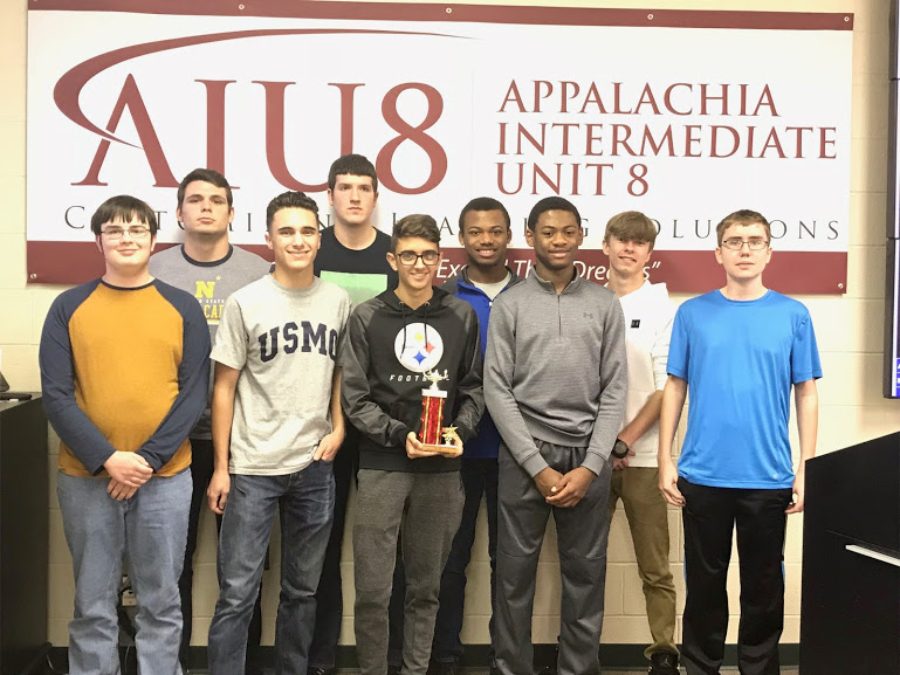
27, 1, 853, 292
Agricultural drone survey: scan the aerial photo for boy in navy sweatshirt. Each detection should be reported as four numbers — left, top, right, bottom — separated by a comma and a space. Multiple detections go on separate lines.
430, 197, 520, 674
341, 214, 483, 675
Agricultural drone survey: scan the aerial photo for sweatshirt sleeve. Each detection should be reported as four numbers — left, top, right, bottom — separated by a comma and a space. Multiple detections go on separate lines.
340, 304, 411, 447
39, 290, 118, 474
484, 296, 547, 477
582, 296, 628, 474
448, 305, 484, 442
135, 292, 212, 471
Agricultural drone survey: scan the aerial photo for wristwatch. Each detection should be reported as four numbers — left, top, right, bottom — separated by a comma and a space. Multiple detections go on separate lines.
611, 438, 630, 459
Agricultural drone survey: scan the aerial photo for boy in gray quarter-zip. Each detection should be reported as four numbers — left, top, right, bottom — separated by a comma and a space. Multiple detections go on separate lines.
484, 196, 627, 675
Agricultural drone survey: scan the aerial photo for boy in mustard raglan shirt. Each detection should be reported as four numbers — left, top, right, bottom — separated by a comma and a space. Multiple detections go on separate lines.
40, 195, 210, 674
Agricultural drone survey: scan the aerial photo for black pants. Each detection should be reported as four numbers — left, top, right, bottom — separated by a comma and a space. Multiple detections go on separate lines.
308, 427, 405, 670
179, 439, 263, 673
679, 478, 792, 675
432, 458, 498, 664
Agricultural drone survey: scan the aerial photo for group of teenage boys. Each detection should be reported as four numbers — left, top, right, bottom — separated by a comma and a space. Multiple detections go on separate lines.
40, 152, 820, 675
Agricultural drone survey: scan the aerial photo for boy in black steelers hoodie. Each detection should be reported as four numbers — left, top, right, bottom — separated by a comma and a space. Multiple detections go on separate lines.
341, 214, 484, 675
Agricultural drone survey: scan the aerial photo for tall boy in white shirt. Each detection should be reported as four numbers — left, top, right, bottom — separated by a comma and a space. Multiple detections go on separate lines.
602, 211, 679, 675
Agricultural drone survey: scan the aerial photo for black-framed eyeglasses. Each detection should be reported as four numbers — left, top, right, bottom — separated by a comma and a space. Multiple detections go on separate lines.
721, 237, 769, 251
396, 251, 440, 266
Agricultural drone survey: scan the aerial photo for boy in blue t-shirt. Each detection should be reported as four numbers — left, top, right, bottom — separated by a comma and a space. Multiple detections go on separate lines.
658, 209, 821, 675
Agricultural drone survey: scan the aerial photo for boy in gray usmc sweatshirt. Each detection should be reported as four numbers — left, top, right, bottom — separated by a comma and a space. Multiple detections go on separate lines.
484, 196, 627, 675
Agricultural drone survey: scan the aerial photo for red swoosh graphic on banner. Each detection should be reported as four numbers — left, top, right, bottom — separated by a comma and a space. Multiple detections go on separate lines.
53, 28, 460, 147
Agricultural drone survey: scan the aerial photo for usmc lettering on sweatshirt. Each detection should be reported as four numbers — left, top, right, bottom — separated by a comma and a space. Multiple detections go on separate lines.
257, 321, 339, 363
392, 323, 444, 374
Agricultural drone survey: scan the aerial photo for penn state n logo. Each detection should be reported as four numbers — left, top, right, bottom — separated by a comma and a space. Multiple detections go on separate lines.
394, 322, 444, 373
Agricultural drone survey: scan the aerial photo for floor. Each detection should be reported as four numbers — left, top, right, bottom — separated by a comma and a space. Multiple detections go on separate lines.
187, 669, 801, 674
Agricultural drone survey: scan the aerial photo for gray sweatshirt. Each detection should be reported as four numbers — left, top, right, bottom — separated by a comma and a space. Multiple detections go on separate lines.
484, 272, 627, 477
149, 244, 270, 439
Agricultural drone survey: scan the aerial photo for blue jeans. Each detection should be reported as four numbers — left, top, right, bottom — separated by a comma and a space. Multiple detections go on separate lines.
208, 462, 335, 675
57, 469, 191, 675
309, 430, 358, 670
179, 439, 263, 673
432, 458, 498, 664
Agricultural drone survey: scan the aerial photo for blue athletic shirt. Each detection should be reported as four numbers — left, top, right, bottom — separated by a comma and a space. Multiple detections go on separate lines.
667, 290, 822, 489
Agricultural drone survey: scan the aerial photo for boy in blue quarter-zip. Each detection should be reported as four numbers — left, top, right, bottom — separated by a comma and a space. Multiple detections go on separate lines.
429, 198, 521, 675
485, 196, 627, 675
659, 209, 821, 675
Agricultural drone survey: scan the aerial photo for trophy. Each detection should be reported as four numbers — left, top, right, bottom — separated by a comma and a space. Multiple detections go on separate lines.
418, 369, 462, 456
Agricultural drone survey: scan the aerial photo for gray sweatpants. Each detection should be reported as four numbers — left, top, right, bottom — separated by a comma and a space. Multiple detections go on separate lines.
354, 469, 464, 675
494, 441, 612, 675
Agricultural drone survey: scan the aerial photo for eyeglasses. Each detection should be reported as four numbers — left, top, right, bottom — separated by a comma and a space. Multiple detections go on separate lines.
101, 226, 152, 240
721, 237, 769, 251
396, 251, 440, 266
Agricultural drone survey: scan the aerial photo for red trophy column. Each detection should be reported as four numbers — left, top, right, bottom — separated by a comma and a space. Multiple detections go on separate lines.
419, 388, 447, 447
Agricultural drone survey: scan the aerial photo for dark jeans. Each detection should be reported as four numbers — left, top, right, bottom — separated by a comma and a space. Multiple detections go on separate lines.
432, 458, 498, 664
679, 478, 792, 675
208, 464, 335, 675
179, 439, 263, 672
309, 427, 405, 670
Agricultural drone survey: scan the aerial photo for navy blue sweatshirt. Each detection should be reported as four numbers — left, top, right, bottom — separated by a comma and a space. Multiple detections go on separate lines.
442, 267, 520, 459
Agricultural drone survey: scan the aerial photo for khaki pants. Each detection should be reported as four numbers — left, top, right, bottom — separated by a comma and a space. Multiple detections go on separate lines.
609, 466, 678, 659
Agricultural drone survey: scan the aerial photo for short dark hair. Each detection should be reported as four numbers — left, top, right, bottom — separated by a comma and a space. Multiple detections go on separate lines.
715, 209, 771, 245
177, 168, 233, 208
458, 197, 511, 231
327, 154, 378, 192
603, 211, 658, 248
391, 214, 440, 251
266, 191, 320, 231
90, 195, 158, 236
527, 196, 581, 231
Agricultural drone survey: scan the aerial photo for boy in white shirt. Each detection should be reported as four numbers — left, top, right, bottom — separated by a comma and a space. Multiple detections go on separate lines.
603, 211, 679, 675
